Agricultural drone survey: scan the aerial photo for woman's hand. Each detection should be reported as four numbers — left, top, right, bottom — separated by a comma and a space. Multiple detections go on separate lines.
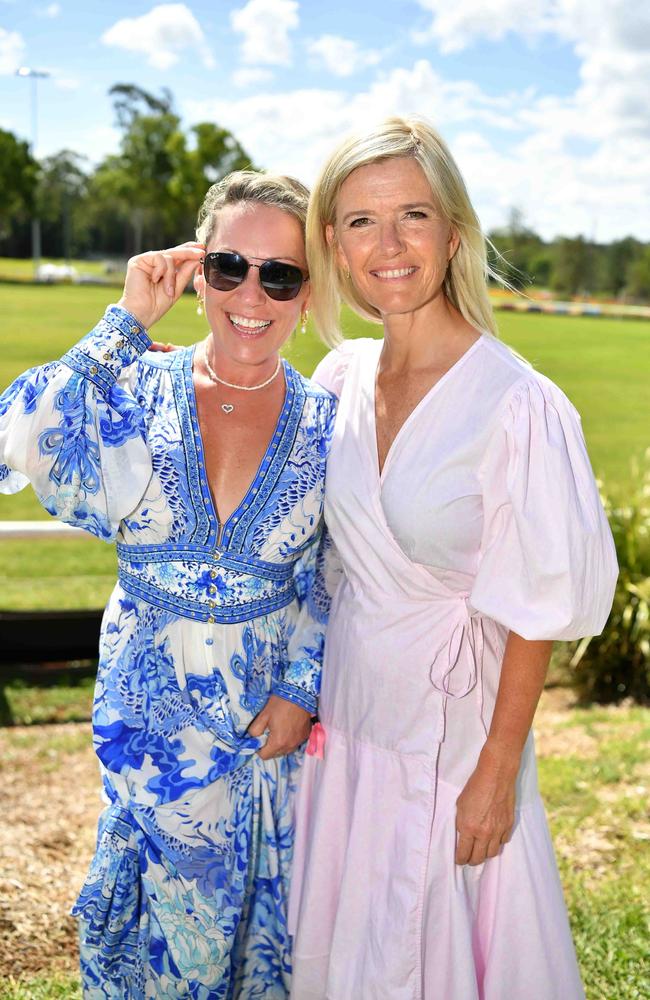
247, 695, 312, 760
454, 743, 518, 866
118, 241, 205, 330
149, 341, 182, 352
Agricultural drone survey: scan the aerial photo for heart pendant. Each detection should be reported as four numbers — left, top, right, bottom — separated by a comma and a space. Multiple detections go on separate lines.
221, 403, 234, 414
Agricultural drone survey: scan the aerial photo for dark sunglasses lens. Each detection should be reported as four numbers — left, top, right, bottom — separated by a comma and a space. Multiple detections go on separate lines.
259, 260, 304, 300
204, 252, 247, 291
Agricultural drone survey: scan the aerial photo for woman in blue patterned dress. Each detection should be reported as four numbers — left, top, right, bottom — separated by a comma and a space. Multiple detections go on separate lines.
0, 171, 336, 998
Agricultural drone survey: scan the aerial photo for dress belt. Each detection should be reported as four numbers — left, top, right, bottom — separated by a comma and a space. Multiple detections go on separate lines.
116, 542, 299, 624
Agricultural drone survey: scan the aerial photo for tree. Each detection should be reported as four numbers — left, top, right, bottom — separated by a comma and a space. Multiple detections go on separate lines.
626, 247, 650, 300
551, 236, 595, 296
89, 84, 254, 254
0, 129, 38, 254
167, 122, 253, 238
604, 237, 644, 297
488, 208, 548, 290
36, 150, 89, 260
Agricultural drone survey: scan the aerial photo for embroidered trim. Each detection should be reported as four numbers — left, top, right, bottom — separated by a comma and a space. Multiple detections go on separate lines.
117, 566, 296, 623
117, 541, 299, 581
230, 363, 304, 552
271, 680, 317, 714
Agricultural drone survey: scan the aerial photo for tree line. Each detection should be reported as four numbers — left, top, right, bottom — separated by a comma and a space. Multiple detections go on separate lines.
0, 84, 252, 263
1, 84, 650, 299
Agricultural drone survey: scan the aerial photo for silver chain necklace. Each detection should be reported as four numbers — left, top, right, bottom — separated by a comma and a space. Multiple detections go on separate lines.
203, 340, 282, 413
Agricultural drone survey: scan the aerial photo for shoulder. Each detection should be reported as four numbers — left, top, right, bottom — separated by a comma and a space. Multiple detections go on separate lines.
312, 338, 379, 397
290, 364, 335, 403
477, 335, 579, 425
138, 345, 193, 371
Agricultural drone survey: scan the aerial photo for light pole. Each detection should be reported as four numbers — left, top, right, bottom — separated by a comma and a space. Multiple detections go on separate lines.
15, 67, 50, 279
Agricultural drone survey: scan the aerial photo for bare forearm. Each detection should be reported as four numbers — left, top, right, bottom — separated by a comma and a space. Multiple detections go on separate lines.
455, 632, 552, 864
481, 632, 552, 772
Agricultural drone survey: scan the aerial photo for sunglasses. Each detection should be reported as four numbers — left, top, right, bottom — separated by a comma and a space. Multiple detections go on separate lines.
203, 251, 308, 301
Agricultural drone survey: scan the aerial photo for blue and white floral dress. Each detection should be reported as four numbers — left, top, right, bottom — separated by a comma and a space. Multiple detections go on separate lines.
0, 305, 336, 999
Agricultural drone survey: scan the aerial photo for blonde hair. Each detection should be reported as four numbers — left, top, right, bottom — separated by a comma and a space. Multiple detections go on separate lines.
307, 116, 501, 347
196, 170, 309, 245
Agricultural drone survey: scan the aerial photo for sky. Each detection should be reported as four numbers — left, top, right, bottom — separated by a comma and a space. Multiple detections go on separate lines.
1, 0, 649, 242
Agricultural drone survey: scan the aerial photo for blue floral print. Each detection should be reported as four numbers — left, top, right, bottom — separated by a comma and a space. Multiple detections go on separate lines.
0, 305, 336, 998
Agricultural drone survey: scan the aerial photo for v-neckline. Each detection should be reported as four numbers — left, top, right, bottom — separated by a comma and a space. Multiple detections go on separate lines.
368, 333, 485, 485
186, 345, 294, 549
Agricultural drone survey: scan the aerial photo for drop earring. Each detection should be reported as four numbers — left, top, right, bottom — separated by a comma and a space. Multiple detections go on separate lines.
300, 310, 308, 335
196, 294, 204, 317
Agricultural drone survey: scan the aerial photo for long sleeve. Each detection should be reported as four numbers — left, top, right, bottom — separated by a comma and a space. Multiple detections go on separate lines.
272, 525, 340, 714
0, 305, 153, 540
469, 375, 618, 640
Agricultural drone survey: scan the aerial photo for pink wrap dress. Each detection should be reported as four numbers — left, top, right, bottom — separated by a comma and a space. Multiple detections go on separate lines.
288, 334, 618, 1000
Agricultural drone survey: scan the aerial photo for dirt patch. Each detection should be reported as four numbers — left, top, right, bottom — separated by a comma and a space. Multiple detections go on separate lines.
0, 722, 99, 979
0, 690, 644, 980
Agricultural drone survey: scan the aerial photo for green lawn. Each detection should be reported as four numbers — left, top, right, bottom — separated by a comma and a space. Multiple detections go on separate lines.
0, 283, 648, 609
0, 256, 119, 282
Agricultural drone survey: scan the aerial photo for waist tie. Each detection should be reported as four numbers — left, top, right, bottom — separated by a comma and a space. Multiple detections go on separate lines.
429, 597, 488, 742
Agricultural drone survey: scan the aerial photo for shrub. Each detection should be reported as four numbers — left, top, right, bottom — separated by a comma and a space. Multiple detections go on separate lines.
569, 451, 650, 704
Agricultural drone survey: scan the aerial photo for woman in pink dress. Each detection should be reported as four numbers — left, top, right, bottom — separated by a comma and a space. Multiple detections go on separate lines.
288, 117, 618, 999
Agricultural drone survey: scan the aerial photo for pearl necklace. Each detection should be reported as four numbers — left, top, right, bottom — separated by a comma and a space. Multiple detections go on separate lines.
203, 340, 282, 413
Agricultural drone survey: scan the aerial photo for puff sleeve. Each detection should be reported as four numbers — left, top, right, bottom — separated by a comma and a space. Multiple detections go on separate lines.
0, 305, 153, 540
469, 376, 618, 640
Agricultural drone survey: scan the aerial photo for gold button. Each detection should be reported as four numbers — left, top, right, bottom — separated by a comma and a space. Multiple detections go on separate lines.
103, 352, 111, 360
131, 325, 139, 333
209, 599, 216, 608
207, 614, 215, 624
214, 551, 221, 561
209, 585, 217, 595
116, 339, 125, 348
90, 365, 98, 374
210, 569, 217, 579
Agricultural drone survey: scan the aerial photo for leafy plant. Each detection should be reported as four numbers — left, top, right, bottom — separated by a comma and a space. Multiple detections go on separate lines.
570, 451, 650, 703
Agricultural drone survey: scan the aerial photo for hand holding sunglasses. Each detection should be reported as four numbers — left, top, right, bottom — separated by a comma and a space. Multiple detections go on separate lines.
118, 242, 206, 330
203, 251, 309, 301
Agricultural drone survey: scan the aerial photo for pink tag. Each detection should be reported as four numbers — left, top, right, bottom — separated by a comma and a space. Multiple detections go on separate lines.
306, 722, 326, 759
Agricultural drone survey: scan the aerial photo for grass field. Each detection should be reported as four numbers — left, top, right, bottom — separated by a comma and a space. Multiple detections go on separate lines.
1, 282, 649, 609
0, 258, 120, 282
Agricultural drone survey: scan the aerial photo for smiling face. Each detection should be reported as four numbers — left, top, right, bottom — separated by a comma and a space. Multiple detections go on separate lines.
196, 201, 309, 371
329, 156, 459, 322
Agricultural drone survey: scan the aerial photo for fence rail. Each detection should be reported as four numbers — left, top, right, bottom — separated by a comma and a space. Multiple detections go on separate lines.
0, 520, 90, 540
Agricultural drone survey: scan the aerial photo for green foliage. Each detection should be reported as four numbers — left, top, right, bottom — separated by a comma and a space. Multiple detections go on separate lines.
0, 976, 81, 999
0, 129, 38, 250
538, 702, 650, 998
627, 246, 650, 299
36, 151, 90, 260
488, 210, 648, 300
569, 453, 650, 704
1, 83, 253, 260
0, 674, 95, 726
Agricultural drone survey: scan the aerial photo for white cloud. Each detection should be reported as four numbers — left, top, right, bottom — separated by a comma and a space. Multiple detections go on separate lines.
53, 75, 79, 90
231, 66, 274, 88
0, 27, 24, 74
412, 0, 553, 52
307, 34, 382, 78
185, 60, 529, 186
184, 50, 650, 242
101, 3, 215, 71
38, 3, 61, 16
230, 0, 299, 66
